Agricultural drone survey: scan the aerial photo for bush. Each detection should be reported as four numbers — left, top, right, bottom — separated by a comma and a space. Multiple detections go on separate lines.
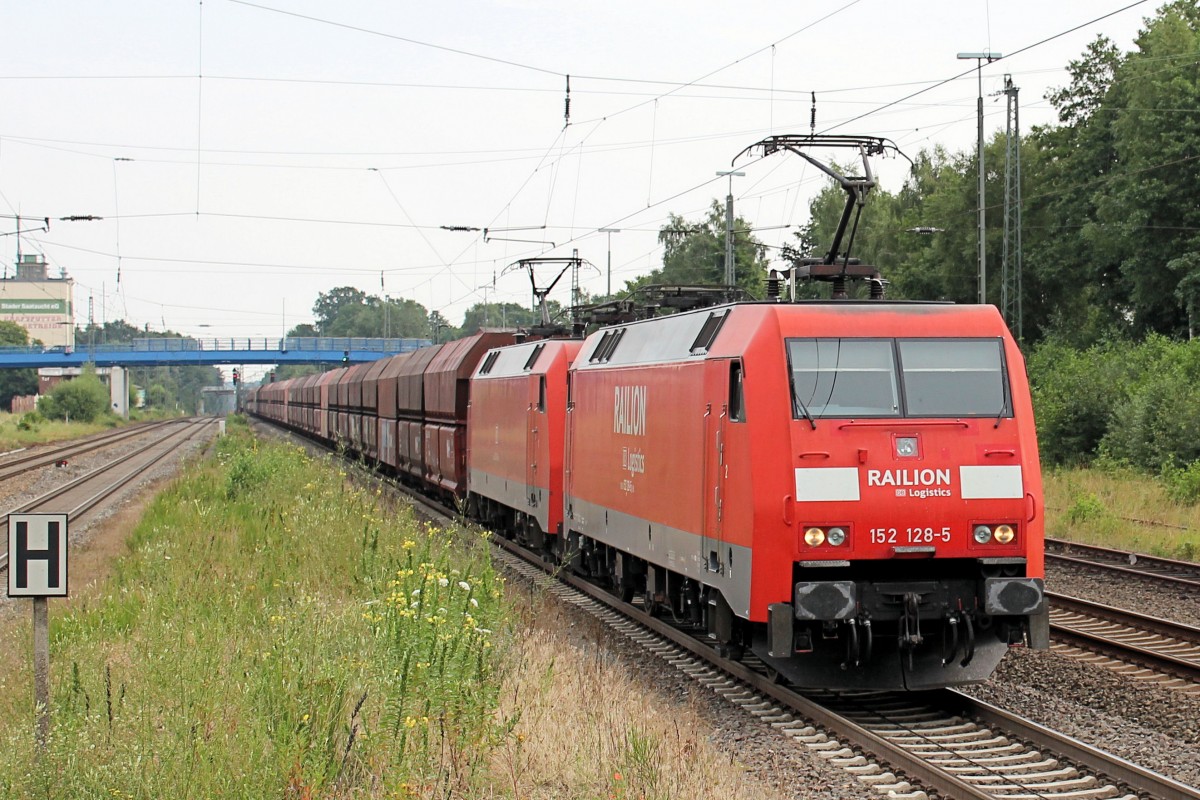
1065, 491, 1108, 523
1101, 339, 1200, 470
1027, 339, 1135, 465
1161, 459, 1200, 505
16, 411, 42, 431
37, 370, 112, 423
1030, 335, 1200, 469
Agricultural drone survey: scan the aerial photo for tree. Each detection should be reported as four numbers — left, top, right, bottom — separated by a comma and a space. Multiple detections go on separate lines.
1084, 5, 1200, 337
311, 289, 431, 338
38, 367, 111, 422
287, 323, 318, 338
313, 287, 369, 332
146, 383, 172, 409
782, 149, 982, 305
385, 297, 434, 338
623, 201, 768, 298
428, 310, 454, 343
0, 320, 38, 411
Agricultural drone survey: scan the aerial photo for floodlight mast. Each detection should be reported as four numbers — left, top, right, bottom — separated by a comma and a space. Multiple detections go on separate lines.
958, 51, 1003, 305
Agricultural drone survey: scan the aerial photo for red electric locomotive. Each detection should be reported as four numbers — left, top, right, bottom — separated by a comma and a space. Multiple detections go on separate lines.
563, 299, 1046, 689
558, 135, 1045, 689
465, 337, 583, 553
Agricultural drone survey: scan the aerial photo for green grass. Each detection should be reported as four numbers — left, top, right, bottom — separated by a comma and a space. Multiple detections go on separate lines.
0, 411, 121, 452
1045, 464, 1200, 561
0, 419, 510, 798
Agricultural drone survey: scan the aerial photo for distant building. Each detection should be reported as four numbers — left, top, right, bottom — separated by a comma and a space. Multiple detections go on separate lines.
0, 253, 74, 348
35, 366, 130, 418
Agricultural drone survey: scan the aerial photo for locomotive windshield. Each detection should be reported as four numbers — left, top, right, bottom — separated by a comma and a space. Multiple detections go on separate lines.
787, 337, 1009, 419
788, 339, 899, 417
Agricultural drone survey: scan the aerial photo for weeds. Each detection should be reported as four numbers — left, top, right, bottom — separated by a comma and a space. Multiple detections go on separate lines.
1161, 459, 1200, 505
0, 425, 509, 798
1046, 466, 1200, 560
0, 411, 116, 451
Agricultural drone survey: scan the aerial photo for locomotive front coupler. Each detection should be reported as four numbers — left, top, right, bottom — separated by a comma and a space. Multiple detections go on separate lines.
898, 591, 925, 650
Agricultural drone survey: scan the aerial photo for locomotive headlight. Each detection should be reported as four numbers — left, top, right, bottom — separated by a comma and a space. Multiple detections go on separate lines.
804, 528, 826, 546
826, 527, 847, 546
993, 524, 1015, 543
973, 525, 993, 544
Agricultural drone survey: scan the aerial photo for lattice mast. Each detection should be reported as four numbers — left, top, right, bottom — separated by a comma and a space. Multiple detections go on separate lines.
1001, 75, 1023, 342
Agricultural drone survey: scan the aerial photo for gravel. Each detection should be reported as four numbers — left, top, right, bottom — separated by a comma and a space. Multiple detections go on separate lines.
940, 558, 1200, 791
1047, 561, 1200, 628
962, 647, 1200, 789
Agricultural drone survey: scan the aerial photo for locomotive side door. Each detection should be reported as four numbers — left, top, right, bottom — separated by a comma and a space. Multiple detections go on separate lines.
701, 360, 731, 574
563, 371, 576, 521
526, 375, 544, 510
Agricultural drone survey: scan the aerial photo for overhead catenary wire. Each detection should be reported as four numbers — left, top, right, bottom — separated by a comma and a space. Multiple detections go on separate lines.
3, 1, 1165, 333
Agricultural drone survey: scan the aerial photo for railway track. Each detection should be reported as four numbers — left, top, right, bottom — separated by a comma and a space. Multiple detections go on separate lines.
0, 418, 187, 483
254, 420, 1200, 798
1046, 538, 1200, 590
399, 488, 1198, 798
0, 417, 216, 573
1048, 591, 1200, 692
486, 542, 1199, 800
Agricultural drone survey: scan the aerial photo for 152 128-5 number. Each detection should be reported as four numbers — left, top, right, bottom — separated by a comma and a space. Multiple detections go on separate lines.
869, 527, 951, 545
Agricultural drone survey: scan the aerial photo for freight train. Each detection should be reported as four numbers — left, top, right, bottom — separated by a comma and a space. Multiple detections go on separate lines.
243, 135, 1048, 690
242, 295, 1047, 690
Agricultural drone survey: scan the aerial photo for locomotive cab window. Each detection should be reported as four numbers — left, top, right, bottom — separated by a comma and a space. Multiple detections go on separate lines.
788, 339, 899, 418
786, 337, 1011, 419
898, 338, 1009, 417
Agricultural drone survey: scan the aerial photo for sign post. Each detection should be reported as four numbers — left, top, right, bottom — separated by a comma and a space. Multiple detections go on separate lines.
7, 513, 69, 751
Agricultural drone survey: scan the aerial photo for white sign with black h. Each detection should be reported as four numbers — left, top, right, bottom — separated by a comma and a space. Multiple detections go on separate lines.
7, 513, 69, 597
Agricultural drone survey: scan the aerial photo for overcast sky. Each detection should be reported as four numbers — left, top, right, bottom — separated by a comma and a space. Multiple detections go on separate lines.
0, 0, 1157, 340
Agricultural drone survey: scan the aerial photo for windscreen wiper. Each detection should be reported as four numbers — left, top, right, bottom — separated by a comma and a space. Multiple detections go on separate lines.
794, 392, 818, 430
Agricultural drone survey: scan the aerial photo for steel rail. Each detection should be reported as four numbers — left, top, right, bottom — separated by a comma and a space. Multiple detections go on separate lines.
1050, 591, 1200, 642
1048, 591, 1200, 684
0, 418, 213, 573
950, 690, 1200, 800
0, 418, 185, 482
1046, 538, 1200, 590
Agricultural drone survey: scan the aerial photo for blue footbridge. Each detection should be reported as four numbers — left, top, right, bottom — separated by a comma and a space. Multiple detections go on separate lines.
0, 337, 432, 369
